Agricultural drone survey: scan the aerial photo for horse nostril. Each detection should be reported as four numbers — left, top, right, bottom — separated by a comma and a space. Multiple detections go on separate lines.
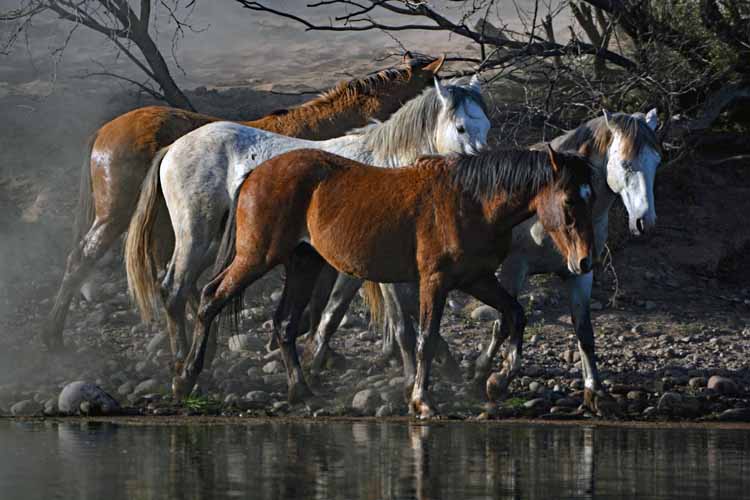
580, 257, 592, 273
636, 218, 645, 233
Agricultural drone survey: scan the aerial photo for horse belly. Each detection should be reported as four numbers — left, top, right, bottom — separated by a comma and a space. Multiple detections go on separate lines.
307, 209, 418, 283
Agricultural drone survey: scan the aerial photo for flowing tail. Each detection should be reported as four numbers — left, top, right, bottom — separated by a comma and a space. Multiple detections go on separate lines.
125, 146, 171, 323
363, 281, 385, 329
211, 183, 244, 334
72, 134, 98, 247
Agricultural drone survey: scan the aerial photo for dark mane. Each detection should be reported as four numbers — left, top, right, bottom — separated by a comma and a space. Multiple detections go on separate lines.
448, 149, 582, 201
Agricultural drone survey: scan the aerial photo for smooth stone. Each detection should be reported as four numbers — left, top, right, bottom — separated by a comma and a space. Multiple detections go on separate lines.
228, 334, 264, 352
375, 403, 394, 417
58, 381, 120, 415
657, 392, 682, 412
718, 408, 750, 422
351, 389, 381, 414
146, 332, 168, 355
224, 393, 239, 405
245, 391, 271, 404
10, 399, 42, 416
470, 305, 499, 321
529, 381, 542, 393
133, 379, 162, 397
117, 381, 135, 396
707, 375, 739, 395
688, 377, 707, 389
523, 398, 551, 413
43, 398, 58, 416
263, 360, 283, 375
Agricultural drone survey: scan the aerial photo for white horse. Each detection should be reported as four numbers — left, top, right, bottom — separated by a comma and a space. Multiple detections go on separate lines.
124, 78, 490, 373
306, 109, 661, 412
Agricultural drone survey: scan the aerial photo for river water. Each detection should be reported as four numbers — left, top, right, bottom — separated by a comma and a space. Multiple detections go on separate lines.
1, 419, 747, 499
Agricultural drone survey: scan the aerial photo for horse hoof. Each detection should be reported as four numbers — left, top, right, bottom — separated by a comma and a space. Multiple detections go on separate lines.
584, 388, 620, 417
486, 372, 510, 402
409, 398, 436, 419
288, 382, 314, 405
172, 375, 194, 400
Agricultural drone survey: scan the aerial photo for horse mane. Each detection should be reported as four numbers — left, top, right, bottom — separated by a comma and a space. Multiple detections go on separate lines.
349, 82, 488, 165
304, 65, 415, 108
447, 149, 580, 202
558, 113, 659, 159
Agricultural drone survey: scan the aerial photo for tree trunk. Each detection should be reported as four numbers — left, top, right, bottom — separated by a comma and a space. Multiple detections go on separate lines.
132, 30, 195, 111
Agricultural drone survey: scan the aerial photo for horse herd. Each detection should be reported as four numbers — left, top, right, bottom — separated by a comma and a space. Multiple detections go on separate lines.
43, 53, 662, 418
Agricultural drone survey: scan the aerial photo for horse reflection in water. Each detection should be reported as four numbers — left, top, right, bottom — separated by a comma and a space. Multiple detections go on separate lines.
3, 421, 747, 499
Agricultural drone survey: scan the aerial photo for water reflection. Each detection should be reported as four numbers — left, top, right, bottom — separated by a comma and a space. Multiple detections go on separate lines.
0, 420, 748, 499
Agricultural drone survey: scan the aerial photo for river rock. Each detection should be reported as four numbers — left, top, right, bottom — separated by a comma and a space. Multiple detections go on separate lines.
657, 392, 682, 412
10, 399, 42, 416
707, 375, 739, 395
375, 403, 395, 417
58, 381, 120, 415
718, 408, 750, 422
470, 305, 499, 321
352, 389, 381, 414
688, 377, 707, 389
523, 398, 551, 414
228, 334, 264, 352
263, 360, 283, 374
147, 332, 167, 355
117, 381, 135, 396
43, 398, 58, 416
133, 379, 162, 397
245, 390, 271, 404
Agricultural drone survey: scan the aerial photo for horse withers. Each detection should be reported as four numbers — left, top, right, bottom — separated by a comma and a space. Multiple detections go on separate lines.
173, 146, 596, 418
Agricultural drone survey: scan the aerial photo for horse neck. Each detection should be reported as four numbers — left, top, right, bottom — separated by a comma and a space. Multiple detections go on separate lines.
482, 189, 539, 235
320, 118, 437, 168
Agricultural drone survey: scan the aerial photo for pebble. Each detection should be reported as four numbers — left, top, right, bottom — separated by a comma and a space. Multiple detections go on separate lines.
10, 399, 42, 416
245, 391, 271, 404
228, 334, 264, 352
352, 389, 381, 414
529, 381, 542, 393
58, 381, 120, 415
688, 377, 707, 389
707, 375, 739, 395
470, 305, 499, 321
133, 379, 162, 397
657, 392, 682, 412
262, 360, 283, 375
146, 332, 167, 355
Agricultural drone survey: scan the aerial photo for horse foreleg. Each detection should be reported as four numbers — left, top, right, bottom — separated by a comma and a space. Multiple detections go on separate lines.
274, 244, 325, 404
461, 274, 526, 402
565, 271, 616, 415
307, 273, 363, 373
409, 274, 447, 419
45, 217, 124, 350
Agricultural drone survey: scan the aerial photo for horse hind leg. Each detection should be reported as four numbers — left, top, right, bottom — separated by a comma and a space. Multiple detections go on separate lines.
273, 244, 326, 404
45, 216, 124, 350
173, 254, 272, 399
461, 274, 526, 403
160, 236, 214, 374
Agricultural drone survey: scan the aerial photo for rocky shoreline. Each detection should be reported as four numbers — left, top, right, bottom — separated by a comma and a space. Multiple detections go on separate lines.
2, 249, 748, 424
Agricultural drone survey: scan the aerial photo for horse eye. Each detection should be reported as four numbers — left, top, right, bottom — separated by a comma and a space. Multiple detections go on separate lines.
456, 125, 466, 134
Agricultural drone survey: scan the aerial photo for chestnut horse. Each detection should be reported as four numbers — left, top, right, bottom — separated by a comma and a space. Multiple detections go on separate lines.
44, 53, 445, 349
125, 78, 489, 373
173, 147, 595, 418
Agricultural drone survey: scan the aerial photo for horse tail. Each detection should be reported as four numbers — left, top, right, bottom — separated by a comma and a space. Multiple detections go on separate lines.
72, 133, 97, 247
363, 281, 385, 328
125, 146, 171, 323
212, 182, 244, 334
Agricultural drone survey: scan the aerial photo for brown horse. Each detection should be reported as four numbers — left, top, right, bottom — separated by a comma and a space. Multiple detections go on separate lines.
44, 53, 445, 349
173, 147, 595, 418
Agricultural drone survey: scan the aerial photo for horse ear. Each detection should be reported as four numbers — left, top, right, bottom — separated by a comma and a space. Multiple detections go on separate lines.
602, 109, 614, 130
402, 51, 414, 64
645, 108, 658, 131
546, 144, 561, 174
469, 73, 482, 93
425, 54, 446, 75
434, 77, 450, 106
